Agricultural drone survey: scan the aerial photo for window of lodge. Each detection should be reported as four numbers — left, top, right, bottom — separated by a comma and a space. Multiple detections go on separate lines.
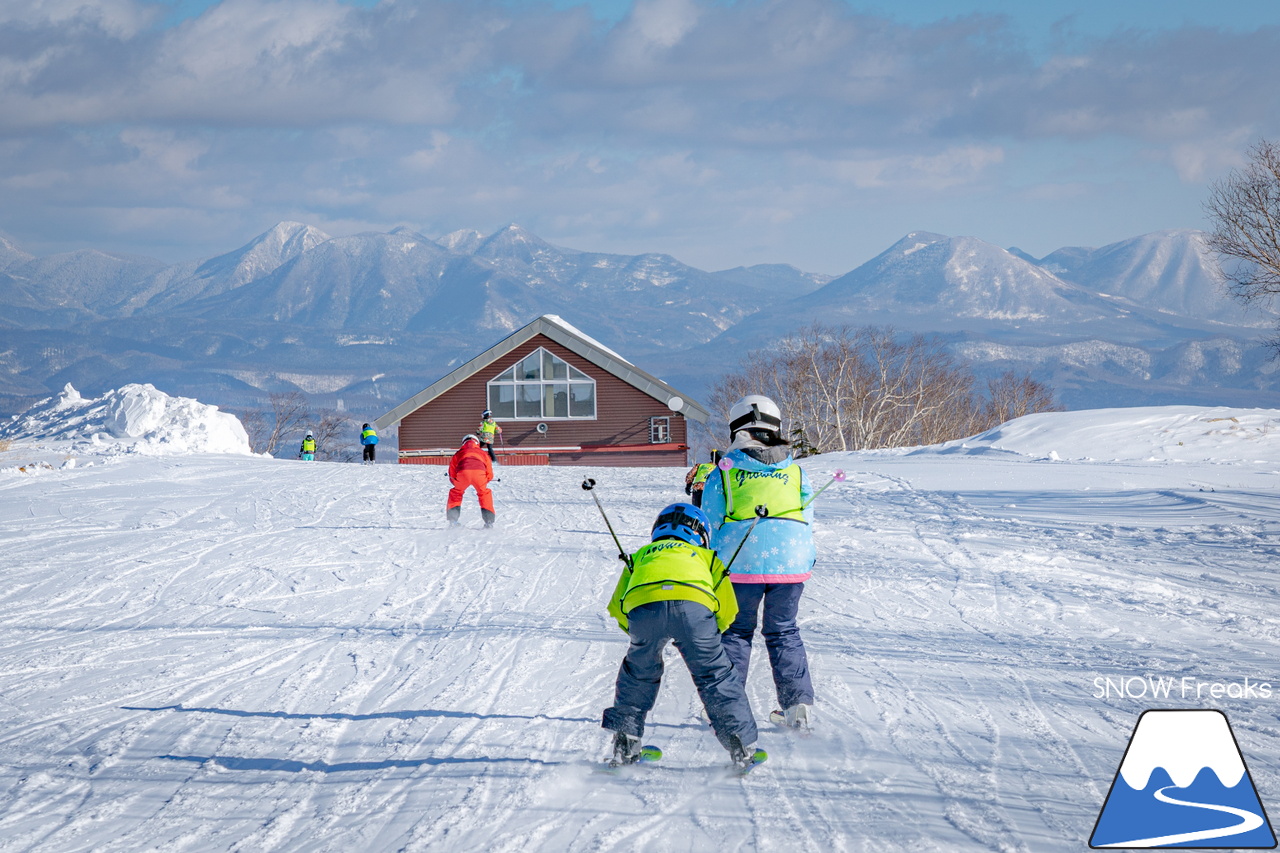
487, 348, 597, 420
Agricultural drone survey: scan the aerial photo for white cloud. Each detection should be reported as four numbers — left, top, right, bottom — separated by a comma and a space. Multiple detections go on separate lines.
2, 0, 1280, 269
0, 0, 154, 37
823, 145, 1006, 190
627, 0, 700, 50
1166, 132, 1255, 183
120, 129, 208, 177
401, 131, 453, 172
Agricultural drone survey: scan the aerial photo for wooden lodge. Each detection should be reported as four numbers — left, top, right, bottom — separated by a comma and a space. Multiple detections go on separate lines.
375, 314, 709, 467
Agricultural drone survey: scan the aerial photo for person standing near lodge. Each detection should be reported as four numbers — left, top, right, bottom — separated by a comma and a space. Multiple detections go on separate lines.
360, 423, 378, 463
299, 431, 316, 461
447, 434, 496, 528
477, 410, 502, 462
700, 395, 817, 732
683, 449, 721, 508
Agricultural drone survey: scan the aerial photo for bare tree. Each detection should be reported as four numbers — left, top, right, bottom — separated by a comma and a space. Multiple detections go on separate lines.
1203, 138, 1280, 352
983, 371, 1063, 427
237, 408, 270, 454
266, 391, 310, 456
311, 410, 357, 462
709, 324, 1062, 453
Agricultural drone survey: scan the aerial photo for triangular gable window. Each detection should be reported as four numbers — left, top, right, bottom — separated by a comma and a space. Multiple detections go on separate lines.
487, 347, 596, 420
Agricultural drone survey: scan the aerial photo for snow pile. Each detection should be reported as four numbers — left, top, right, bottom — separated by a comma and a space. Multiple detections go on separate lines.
0, 383, 252, 456
924, 405, 1280, 463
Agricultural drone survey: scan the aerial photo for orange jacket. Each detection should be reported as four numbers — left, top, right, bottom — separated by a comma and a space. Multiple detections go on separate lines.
448, 440, 493, 483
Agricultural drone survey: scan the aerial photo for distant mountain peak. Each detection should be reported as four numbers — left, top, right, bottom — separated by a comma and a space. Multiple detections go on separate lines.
887, 231, 950, 257
195, 222, 332, 286
0, 232, 36, 270
250, 221, 331, 255
388, 225, 434, 242
439, 229, 485, 254
475, 223, 557, 263
487, 223, 546, 244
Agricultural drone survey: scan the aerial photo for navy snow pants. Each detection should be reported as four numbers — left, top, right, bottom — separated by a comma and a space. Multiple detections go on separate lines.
722, 582, 814, 709
602, 600, 758, 752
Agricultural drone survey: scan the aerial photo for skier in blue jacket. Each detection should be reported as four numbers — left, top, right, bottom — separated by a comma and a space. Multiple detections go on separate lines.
360, 423, 378, 463
700, 394, 816, 731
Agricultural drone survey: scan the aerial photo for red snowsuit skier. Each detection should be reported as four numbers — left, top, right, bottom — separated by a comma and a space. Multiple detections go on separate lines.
447, 435, 496, 528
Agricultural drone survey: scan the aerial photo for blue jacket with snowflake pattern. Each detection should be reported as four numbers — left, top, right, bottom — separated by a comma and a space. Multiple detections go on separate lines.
700, 446, 815, 583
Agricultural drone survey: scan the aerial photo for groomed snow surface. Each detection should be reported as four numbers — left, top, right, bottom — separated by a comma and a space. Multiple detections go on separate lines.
1, 393, 1279, 852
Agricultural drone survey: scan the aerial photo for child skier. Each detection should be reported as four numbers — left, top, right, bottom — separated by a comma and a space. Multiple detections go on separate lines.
447, 434, 496, 528
360, 423, 378, 463
298, 432, 316, 461
477, 410, 502, 463
683, 449, 721, 508
602, 502, 764, 772
701, 395, 817, 732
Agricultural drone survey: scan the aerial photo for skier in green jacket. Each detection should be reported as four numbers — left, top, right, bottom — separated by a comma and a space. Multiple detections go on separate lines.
602, 502, 763, 772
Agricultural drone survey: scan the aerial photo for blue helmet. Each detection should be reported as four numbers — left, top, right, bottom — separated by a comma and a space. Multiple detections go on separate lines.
651, 502, 711, 549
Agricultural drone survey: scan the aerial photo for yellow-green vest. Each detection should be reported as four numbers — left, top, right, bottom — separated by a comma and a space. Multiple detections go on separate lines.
361, 427, 377, 442
479, 419, 498, 440
607, 540, 738, 633
301, 437, 316, 453
691, 462, 715, 485
721, 463, 805, 522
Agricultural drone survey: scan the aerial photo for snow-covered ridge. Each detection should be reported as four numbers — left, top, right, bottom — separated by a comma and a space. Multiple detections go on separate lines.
920, 405, 1280, 463
0, 383, 252, 457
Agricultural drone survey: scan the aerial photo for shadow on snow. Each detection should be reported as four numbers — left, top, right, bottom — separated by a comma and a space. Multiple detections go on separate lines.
160, 754, 561, 773
123, 703, 597, 725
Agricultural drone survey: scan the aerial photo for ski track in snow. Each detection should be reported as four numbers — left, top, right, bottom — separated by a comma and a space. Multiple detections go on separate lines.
0, 449, 1278, 851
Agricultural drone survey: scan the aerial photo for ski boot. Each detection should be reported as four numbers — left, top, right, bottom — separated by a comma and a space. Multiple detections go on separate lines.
770, 703, 812, 734
728, 735, 768, 775
610, 732, 643, 767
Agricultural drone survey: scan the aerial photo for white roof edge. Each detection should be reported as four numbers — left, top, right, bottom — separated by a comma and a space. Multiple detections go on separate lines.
375, 315, 709, 428
540, 314, 631, 364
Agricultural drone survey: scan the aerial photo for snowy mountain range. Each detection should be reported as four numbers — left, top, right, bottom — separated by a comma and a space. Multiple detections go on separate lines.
0, 222, 1276, 420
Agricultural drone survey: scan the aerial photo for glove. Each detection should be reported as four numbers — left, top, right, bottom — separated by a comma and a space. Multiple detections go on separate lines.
684, 483, 692, 495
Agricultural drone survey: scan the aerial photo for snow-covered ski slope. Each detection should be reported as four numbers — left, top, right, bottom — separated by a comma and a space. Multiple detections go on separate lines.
1, 406, 1279, 852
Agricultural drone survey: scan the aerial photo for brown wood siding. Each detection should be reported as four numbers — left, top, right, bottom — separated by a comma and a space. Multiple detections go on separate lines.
398, 334, 689, 467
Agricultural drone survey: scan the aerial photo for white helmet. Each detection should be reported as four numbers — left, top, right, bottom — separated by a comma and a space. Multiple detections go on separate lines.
728, 395, 782, 435
462, 433, 479, 444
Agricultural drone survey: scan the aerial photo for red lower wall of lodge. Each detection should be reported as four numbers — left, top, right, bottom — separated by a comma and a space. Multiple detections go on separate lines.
398, 445, 687, 467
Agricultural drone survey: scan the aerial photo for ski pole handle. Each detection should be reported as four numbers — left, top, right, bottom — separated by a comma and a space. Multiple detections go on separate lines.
801, 469, 846, 509
582, 478, 630, 566
717, 456, 736, 514
723, 505, 768, 572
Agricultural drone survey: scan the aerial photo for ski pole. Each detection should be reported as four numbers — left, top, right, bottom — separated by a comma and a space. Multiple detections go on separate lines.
723, 505, 768, 572
801, 469, 846, 509
581, 478, 629, 566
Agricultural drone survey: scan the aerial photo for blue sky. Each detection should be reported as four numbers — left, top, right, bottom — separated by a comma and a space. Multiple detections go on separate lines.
3, 0, 1279, 274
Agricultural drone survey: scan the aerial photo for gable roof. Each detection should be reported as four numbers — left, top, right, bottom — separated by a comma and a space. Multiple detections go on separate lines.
375, 314, 709, 428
